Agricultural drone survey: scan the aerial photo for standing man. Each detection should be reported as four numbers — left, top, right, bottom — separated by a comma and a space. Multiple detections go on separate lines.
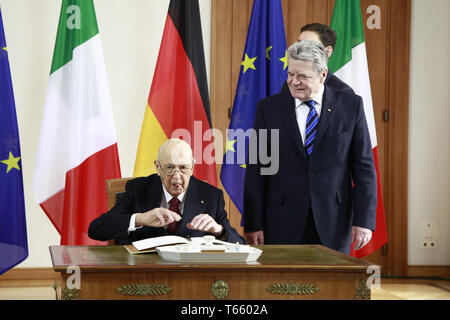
244, 40, 376, 254
281, 23, 354, 94
89, 138, 245, 244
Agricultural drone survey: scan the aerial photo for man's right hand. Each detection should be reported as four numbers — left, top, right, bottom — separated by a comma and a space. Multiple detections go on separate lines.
135, 208, 181, 228
245, 231, 264, 245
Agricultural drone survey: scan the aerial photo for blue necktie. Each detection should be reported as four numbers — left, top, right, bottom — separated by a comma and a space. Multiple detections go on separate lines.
304, 100, 318, 157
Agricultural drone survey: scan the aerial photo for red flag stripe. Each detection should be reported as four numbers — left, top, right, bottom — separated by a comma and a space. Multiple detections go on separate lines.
351, 146, 387, 257
149, 14, 210, 136
40, 144, 121, 245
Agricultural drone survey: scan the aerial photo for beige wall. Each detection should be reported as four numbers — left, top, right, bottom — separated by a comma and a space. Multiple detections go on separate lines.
408, 0, 450, 265
0, 0, 448, 268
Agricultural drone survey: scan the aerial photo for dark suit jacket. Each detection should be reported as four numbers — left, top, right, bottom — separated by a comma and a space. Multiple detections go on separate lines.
243, 87, 376, 253
89, 174, 245, 244
281, 72, 354, 94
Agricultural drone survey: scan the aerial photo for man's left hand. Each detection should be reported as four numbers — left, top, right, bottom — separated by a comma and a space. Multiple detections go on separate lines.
187, 214, 223, 236
352, 226, 372, 250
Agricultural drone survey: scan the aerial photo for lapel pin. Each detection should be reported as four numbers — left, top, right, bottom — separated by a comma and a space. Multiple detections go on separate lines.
328, 108, 332, 112
201, 200, 204, 204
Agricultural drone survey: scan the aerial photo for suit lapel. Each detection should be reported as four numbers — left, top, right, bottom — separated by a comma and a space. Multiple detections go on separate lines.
280, 92, 308, 159
313, 86, 338, 151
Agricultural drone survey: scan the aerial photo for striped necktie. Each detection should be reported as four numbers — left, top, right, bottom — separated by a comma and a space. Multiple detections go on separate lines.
305, 100, 318, 157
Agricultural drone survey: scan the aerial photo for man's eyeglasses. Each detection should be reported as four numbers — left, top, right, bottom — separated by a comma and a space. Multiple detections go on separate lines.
158, 161, 193, 175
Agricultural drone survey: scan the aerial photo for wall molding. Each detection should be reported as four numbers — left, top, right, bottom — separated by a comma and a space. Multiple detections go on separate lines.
0, 268, 60, 287
407, 266, 450, 279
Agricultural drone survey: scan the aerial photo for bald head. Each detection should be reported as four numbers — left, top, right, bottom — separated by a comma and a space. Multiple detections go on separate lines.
155, 139, 194, 197
157, 138, 194, 164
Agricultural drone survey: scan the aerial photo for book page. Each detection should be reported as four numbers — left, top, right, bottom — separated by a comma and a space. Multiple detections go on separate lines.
132, 235, 189, 251
130, 235, 236, 252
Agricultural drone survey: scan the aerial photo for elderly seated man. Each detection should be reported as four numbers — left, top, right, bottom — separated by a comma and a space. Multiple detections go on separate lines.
89, 138, 245, 244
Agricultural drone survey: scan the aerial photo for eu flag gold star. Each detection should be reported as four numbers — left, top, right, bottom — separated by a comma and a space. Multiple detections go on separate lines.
279, 50, 288, 70
2, 47, 7, 52
1, 151, 21, 173
225, 137, 237, 153
266, 46, 272, 60
241, 53, 257, 73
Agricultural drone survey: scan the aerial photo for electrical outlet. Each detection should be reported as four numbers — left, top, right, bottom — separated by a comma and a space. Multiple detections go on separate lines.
420, 220, 438, 250
420, 240, 438, 250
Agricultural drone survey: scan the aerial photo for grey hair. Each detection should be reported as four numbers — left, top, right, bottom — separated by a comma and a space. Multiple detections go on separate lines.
287, 40, 328, 75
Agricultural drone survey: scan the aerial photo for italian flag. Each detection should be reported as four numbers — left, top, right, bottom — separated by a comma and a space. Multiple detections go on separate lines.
33, 0, 121, 245
134, 0, 217, 186
329, 0, 388, 258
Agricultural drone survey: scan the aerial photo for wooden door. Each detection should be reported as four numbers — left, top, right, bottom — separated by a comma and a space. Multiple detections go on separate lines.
211, 0, 410, 275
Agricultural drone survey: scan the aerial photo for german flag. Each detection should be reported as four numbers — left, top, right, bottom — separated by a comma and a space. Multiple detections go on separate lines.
134, 0, 216, 186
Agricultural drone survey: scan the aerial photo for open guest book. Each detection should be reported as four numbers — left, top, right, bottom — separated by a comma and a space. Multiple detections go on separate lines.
124, 235, 230, 254
124, 235, 263, 262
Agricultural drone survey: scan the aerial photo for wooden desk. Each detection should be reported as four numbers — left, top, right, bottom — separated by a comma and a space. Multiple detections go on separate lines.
50, 245, 376, 300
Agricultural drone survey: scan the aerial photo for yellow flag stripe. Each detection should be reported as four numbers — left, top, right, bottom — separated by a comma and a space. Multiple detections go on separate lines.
133, 104, 168, 177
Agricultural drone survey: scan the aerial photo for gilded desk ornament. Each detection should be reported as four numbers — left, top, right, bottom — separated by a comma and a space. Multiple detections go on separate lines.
266, 283, 319, 295
354, 279, 371, 300
210, 280, 229, 299
117, 283, 172, 296
62, 288, 79, 300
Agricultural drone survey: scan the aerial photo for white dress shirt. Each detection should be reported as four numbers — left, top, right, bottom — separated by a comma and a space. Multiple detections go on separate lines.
294, 84, 325, 145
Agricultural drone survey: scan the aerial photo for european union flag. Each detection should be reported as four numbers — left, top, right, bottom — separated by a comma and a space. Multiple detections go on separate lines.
0, 7, 28, 275
220, 0, 287, 225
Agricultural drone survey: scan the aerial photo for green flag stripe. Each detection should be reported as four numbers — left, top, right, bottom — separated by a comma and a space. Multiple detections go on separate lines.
328, 0, 365, 73
50, 0, 99, 74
